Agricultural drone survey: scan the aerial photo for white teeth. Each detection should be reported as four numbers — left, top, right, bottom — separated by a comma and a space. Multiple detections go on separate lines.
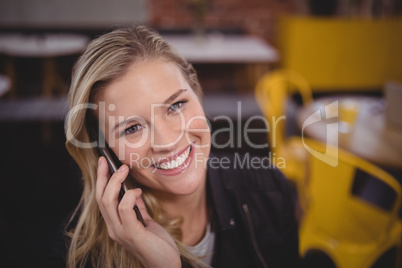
171, 160, 177, 169
156, 146, 191, 170
160, 162, 168, 169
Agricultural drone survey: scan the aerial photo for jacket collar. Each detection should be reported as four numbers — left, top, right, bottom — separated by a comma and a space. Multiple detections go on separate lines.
207, 152, 237, 231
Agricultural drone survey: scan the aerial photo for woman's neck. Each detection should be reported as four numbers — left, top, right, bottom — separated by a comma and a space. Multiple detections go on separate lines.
152, 178, 209, 246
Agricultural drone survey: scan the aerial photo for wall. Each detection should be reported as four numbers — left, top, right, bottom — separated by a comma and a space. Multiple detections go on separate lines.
0, 0, 148, 29
149, 0, 304, 43
0, 0, 304, 43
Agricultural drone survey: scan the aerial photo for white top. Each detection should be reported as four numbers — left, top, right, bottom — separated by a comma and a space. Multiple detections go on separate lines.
163, 34, 279, 63
186, 222, 215, 267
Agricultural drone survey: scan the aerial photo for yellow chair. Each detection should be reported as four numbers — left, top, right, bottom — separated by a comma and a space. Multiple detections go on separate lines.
277, 16, 402, 92
298, 138, 402, 268
254, 69, 313, 190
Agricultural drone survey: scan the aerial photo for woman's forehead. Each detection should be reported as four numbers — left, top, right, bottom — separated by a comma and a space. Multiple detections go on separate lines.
98, 60, 192, 115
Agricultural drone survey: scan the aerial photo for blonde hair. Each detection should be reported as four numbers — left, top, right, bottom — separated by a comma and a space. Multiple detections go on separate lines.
65, 25, 205, 267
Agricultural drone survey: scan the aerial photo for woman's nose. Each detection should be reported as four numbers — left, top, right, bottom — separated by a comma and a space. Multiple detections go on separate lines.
150, 118, 185, 152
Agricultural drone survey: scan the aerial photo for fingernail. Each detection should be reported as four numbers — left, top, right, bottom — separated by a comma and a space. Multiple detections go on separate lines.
118, 165, 127, 172
98, 157, 102, 165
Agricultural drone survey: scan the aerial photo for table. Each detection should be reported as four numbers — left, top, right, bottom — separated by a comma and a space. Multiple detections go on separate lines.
163, 34, 279, 91
297, 96, 402, 169
0, 97, 68, 121
0, 33, 89, 97
163, 34, 279, 63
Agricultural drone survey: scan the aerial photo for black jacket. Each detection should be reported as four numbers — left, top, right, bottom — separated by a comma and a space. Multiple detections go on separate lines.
200, 152, 300, 268
49, 152, 300, 268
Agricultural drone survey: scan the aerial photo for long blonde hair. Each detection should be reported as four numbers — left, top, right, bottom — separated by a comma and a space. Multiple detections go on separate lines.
64, 25, 204, 268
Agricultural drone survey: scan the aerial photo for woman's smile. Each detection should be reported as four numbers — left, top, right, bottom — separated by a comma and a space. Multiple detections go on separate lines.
152, 143, 193, 174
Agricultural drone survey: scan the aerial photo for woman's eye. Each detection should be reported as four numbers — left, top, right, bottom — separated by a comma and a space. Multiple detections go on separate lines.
124, 124, 142, 135
168, 100, 187, 113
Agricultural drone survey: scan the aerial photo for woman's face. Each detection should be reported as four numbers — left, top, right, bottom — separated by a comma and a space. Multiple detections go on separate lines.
98, 59, 211, 197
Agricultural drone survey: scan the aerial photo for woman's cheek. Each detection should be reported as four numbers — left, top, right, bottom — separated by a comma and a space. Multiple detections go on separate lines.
110, 137, 144, 168
185, 110, 211, 141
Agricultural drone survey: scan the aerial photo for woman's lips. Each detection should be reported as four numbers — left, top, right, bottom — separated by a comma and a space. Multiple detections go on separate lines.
152, 144, 194, 176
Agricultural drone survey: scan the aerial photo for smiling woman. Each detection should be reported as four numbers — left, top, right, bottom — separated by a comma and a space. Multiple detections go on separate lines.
54, 25, 300, 268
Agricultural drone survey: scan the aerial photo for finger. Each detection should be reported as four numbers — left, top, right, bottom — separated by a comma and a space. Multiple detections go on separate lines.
135, 196, 152, 222
103, 164, 129, 203
96, 157, 115, 224
96, 156, 109, 203
102, 165, 130, 225
96, 156, 118, 236
119, 188, 146, 230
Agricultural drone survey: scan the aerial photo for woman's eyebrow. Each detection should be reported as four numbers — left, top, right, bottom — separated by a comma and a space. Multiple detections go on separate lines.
163, 89, 187, 104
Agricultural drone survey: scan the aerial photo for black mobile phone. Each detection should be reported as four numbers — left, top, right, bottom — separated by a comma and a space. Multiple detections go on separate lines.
98, 146, 146, 227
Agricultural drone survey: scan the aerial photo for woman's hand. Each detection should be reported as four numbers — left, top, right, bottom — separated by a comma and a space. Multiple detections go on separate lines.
96, 156, 181, 268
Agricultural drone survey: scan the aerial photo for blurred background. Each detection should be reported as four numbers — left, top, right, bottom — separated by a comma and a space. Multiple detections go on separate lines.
0, 0, 401, 267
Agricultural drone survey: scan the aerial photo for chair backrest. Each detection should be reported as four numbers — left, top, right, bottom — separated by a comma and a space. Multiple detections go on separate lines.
277, 16, 402, 91
255, 69, 313, 154
299, 138, 402, 266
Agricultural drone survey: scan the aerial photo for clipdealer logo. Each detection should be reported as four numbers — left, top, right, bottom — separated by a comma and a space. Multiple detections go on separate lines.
65, 100, 340, 167
301, 101, 339, 167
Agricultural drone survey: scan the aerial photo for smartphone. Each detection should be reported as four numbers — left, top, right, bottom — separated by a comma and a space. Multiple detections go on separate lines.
98, 146, 146, 227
